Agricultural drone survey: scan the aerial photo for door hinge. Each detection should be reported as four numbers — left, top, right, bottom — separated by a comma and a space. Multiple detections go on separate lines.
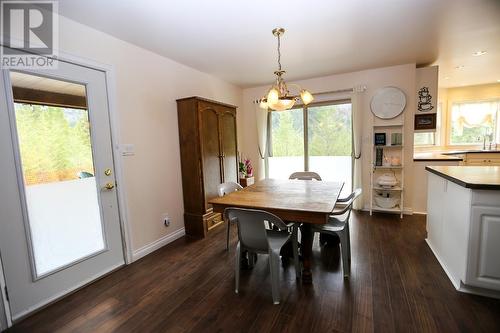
4, 286, 9, 301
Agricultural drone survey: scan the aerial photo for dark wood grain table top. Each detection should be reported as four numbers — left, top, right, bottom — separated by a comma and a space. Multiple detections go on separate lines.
208, 178, 344, 224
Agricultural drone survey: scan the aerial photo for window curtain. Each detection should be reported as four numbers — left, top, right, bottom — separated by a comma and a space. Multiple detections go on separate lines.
451, 101, 498, 136
255, 102, 269, 159
351, 86, 364, 210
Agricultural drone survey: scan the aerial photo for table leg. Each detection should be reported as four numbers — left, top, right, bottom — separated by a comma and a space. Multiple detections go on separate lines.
300, 223, 313, 284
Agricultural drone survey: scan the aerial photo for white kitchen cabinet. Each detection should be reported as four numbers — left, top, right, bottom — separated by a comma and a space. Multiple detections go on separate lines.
466, 205, 500, 290
426, 166, 500, 298
426, 173, 470, 288
460, 153, 500, 166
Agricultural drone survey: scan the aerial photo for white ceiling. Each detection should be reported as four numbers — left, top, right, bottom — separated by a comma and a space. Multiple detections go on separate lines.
58, 0, 500, 88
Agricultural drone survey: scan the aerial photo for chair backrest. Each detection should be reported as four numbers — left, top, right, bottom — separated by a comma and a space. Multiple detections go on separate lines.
224, 208, 288, 251
217, 182, 243, 197
289, 171, 322, 181
331, 188, 362, 217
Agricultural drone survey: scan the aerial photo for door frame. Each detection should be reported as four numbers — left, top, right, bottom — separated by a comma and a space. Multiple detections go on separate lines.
0, 46, 134, 327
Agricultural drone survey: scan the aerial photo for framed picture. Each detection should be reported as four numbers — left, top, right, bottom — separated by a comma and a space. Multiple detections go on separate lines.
414, 113, 436, 130
374, 132, 386, 146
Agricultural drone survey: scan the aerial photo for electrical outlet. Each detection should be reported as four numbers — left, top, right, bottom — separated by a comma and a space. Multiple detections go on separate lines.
162, 214, 171, 227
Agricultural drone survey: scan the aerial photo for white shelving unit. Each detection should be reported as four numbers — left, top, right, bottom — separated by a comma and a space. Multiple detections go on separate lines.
370, 124, 404, 219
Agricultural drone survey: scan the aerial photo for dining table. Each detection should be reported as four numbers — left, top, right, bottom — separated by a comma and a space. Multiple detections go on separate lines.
208, 178, 344, 284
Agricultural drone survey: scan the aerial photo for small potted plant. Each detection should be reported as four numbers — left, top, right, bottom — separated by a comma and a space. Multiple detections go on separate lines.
239, 158, 254, 187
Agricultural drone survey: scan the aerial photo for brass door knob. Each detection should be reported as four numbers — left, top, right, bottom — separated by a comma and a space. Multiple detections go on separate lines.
104, 182, 115, 190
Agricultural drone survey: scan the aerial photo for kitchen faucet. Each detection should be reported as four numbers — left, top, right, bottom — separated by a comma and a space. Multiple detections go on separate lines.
483, 133, 494, 150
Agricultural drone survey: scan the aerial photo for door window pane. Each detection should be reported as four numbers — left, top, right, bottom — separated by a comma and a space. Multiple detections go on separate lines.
268, 108, 304, 179
11, 72, 105, 277
308, 103, 352, 196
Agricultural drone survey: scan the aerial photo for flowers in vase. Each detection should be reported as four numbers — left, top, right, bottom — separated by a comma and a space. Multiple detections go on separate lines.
239, 158, 253, 178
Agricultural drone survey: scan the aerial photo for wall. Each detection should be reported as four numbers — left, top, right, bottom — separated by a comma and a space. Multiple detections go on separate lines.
53, 16, 243, 256
240, 64, 418, 212
412, 160, 460, 214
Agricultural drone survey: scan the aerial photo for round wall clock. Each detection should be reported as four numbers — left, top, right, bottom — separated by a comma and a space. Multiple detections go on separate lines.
370, 87, 406, 119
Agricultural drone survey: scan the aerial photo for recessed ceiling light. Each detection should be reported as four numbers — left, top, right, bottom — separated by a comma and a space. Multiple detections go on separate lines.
497, 79, 500, 82
472, 50, 487, 56
444, 76, 450, 80
455, 65, 465, 70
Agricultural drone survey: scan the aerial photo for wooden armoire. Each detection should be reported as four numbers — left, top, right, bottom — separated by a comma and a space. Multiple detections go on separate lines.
176, 97, 238, 238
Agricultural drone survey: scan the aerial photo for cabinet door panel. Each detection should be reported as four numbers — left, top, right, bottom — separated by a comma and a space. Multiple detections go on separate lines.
466, 206, 500, 290
221, 110, 238, 183
200, 107, 221, 206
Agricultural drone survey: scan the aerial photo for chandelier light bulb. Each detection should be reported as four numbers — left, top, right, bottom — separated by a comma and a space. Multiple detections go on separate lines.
300, 89, 314, 105
269, 98, 295, 111
267, 88, 279, 105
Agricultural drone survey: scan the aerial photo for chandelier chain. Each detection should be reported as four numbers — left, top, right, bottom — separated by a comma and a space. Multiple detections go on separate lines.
277, 33, 281, 71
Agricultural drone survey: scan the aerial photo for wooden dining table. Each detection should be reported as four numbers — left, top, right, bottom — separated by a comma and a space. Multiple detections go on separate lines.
208, 178, 344, 284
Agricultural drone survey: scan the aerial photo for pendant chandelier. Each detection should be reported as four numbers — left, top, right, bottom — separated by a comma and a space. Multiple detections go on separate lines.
259, 28, 314, 111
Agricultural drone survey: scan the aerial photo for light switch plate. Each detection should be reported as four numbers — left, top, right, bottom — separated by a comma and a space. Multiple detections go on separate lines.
120, 144, 135, 156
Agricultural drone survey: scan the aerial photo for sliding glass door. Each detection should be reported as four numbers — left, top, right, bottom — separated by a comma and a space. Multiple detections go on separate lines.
267, 100, 353, 196
268, 107, 304, 179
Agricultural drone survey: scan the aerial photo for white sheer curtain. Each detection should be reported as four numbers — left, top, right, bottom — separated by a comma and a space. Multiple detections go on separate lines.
351, 86, 364, 210
255, 103, 269, 159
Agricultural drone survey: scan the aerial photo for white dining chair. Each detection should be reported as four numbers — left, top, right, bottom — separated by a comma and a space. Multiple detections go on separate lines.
312, 188, 362, 278
217, 182, 243, 250
289, 171, 322, 181
225, 207, 300, 304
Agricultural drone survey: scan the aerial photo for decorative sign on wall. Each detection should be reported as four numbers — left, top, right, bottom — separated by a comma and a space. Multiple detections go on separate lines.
415, 66, 438, 130
414, 113, 437, 130
417, 87, 434, 112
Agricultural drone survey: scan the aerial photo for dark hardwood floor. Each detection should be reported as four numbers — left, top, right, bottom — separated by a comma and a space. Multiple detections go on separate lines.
8, 212, 500, 333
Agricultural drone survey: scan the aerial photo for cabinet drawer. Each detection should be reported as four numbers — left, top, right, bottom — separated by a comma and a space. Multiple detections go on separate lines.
205, 212, 224, 232
464, 159, 500, 166
464, 153, 500, 165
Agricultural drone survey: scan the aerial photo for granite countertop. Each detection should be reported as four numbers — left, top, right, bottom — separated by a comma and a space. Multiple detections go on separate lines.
442, 149, 500, 155
425, 166, 500, 190
414, 152, 463, 162
414, 149, 500, 162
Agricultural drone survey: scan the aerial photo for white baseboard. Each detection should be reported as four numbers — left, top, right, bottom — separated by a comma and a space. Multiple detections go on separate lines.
425, 238, 460, 289
132, 228, 185, 262
361, 205, 414, 215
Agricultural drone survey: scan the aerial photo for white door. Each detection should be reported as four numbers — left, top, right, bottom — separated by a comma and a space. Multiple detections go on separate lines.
0, 56, 124, 321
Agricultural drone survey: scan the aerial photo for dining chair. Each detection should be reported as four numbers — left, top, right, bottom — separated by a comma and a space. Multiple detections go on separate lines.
225, 207, 300, 304
289, 171, 322, 181
312, 188, 362, 278
217, 182, 244, 250
285, 171, 322, 263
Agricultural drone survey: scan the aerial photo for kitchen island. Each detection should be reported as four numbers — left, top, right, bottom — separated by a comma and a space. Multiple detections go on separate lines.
426, 166, 500, 298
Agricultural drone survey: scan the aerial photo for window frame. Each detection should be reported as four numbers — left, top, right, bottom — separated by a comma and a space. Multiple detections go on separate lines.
413, 102, 442, 148
265, 98, 352, 178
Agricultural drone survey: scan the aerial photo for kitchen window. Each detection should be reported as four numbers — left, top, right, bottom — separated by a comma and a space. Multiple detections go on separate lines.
267, 100, 353, 196
449, 100, 500, 145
